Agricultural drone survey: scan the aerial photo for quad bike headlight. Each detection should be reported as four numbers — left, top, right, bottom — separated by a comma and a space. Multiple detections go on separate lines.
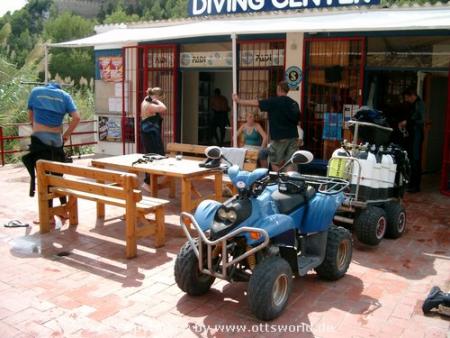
217, 207, 237, 224
217, 207, 229, 221
227, 210, 237, 223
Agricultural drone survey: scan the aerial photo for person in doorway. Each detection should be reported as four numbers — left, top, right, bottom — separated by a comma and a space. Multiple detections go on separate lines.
210, 88, 230, 147
233, 81, 300, 172
140, 87, 167, 192
23, 81, 81, 223
400, 87, 425, 193
237, 111, 268, 149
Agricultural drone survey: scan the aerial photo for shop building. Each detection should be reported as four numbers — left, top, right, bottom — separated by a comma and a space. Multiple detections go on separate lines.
50, 5, 450, 195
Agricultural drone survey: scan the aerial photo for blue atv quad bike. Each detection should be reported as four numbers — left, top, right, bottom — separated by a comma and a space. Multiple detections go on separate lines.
174, 147, 353, 321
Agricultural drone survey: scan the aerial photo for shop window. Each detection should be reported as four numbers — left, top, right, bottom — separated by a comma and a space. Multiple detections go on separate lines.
367, 36, 450, 69
303, 38, 364, 159
237, 40, 286, 142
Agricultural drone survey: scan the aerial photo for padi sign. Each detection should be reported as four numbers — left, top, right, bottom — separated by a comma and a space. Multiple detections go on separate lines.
189, 0, 380, 16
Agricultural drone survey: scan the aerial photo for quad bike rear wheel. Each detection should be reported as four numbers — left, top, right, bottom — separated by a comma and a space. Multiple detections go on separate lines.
248, 256, 293, 321
354, 206, 387, 246
384, 201, 406, 239
315, 225, 352, 280
174, 240, 215, 296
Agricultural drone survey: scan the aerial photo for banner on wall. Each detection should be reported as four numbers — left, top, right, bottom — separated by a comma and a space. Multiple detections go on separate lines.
239, 49, 284, 67
180, 51, 233, 68
98, 56, 123, 82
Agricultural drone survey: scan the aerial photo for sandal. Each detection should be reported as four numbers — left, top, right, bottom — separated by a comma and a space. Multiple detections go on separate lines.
4, 220, 30, 228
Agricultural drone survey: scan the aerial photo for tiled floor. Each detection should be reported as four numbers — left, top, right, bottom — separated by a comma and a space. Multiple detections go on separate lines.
0, 158, 449, 337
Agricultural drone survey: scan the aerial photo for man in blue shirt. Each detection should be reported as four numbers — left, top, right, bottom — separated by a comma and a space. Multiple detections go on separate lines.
27, 82, 80, 147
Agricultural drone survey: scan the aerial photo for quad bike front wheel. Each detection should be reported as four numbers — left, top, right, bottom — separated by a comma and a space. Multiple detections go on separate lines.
384, 201, 406, 239
315, 225, 352, 280
354, 206, 387, 246
248, 256, 293, 321
174, 240, 215, 296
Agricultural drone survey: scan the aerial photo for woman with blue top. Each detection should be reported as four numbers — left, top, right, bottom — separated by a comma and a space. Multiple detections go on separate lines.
237, 111, 268, 149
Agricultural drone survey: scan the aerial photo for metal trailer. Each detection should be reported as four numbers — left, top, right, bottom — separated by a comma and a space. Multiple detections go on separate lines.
328, 121, 408, 246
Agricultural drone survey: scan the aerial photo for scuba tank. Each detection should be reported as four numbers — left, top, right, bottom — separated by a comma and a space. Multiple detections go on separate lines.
355, 143, 373, 201
368, 144, 380, 200
328, 143, 350, 179
378, 146, 389, 200
383, 145, 397, 197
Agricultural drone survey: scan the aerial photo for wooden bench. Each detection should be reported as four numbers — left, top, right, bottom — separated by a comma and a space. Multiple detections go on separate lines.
36, 160, 169, 258
166, 143, 259, 195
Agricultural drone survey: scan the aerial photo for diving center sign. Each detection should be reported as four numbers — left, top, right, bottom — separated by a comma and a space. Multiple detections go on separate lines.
189, 0, 380, 16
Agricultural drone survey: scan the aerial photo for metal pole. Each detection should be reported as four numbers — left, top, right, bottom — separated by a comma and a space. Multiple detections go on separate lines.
44, 44, 49, 84
231, 33, 238, 147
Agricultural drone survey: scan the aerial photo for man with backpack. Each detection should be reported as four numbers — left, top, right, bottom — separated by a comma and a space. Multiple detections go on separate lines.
233, 81, 300, 171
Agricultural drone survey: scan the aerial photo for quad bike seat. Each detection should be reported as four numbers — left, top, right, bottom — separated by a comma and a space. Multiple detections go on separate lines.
272, 185, 316, 215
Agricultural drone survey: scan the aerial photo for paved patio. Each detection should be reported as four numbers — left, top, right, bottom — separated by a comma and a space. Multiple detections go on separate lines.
0, 158, 449, 337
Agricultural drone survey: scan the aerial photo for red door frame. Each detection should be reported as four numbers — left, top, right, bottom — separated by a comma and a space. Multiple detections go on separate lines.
440, 66, 450, 196
122, 44, 178, 154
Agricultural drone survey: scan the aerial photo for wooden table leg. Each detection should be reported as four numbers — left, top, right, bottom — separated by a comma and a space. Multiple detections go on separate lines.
150, 174, 158, 197
181, 178, 192, 213
214, 172, 223, 201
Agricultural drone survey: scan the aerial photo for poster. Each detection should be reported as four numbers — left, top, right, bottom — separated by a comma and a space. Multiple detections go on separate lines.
98, 56, 123, 82
98, 116, 121, 142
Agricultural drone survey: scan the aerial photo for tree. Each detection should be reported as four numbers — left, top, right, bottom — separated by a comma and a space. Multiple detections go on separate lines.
103, 5, 140, 24
44, 12, 95, 84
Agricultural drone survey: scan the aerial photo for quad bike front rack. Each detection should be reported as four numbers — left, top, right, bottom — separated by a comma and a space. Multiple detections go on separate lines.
180, 212, 270, 280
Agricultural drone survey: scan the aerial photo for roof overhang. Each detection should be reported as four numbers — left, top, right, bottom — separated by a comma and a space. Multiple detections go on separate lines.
48, 7, 450, 48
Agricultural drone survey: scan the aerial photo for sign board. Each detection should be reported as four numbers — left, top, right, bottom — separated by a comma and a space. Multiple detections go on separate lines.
180, 51, 233, 68
189, 0, 380, 17
285, 66, 302, 89
239, 49, 284, 67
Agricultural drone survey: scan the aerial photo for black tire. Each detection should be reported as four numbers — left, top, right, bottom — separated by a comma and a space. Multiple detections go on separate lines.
174, 240, 215, 296
315, 225, 352, 280
354, 206, 387, 246
384, 201, 406, 239
248, 256, 293, 321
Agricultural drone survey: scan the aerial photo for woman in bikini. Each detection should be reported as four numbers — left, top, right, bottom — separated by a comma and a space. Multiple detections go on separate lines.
237, 111, 268, 167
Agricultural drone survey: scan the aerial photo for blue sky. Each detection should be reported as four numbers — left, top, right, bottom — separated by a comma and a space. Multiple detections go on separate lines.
0, 0, 27, 17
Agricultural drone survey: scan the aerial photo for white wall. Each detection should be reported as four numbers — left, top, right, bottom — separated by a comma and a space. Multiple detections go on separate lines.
285, 32, 304, 107
181, 72, 199, 144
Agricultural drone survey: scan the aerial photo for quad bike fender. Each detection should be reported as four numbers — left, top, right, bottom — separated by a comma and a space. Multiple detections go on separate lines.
193, 200, 222, 231
246, 214, 295, 246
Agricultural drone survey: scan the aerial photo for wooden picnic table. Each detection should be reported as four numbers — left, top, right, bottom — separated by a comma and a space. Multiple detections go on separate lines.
91, 154, 223, 213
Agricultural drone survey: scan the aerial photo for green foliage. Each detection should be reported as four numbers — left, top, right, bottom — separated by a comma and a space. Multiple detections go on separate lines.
1, 0, 53, 67
103, 5, 140, 24
43, 12, 95, 85
44, 11, 94, 43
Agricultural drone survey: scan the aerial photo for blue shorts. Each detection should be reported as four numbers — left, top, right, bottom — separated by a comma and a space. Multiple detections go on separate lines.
32, 131, 63, 148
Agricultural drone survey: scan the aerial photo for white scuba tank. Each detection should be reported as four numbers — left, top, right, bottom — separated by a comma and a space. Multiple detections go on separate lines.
378, 146, 389, 200
384, 146, 397, 197
368, 144, 379, 200
356, 143, 375, 201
